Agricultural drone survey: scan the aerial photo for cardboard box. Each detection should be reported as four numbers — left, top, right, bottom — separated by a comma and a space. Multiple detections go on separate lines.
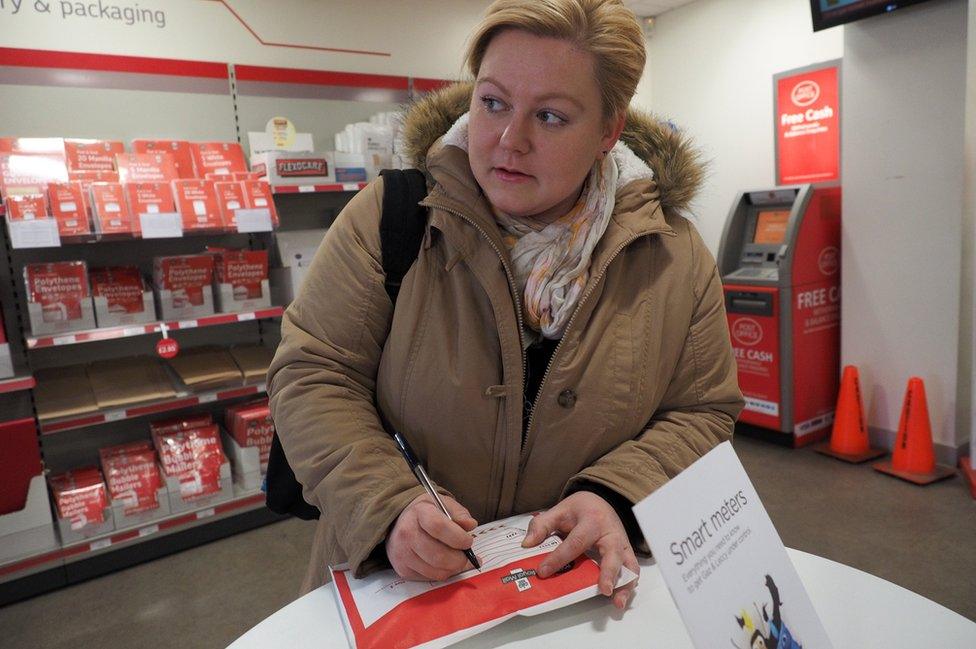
90, 182, 134, 236
64, 139, 125, 173
4, 193, 48, 220
0, 152, 69, 197
190, 141, 247, 177
333, 151, 368, 183
233, 171, 262, 181
270, 228, 327, 304
116, 152, 178, 184
90, 266, 155, 327
24, 261, 97, 335
49, 466, 110, 530
154, 424, 228, 501
0, 475, 59, 563
132, 139, 196, 179
152, 254, 215, 320
250, 150, 334, 185
125, 181, 176, 236
213, 180, 246, 229
211, 248, 271, 312
165, 346, 242, 390
229, 345, 274, 383
222, 431, 262, 489
240, 179, 280, 227
171, 179, 222, 232
33, 364, 99, 421
99, 441, 163, 515
47, 182, 92, 237
224, 398, 273, 471
0, 418, 42, 515
87, 356, 176, 409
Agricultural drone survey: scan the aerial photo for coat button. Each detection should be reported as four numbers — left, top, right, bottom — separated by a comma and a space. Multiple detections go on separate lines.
557, 389, 577, 408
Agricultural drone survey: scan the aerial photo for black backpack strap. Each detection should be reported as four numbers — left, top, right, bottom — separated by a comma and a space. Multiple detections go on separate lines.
379, 168, 429, 303
264, 170, 429, 520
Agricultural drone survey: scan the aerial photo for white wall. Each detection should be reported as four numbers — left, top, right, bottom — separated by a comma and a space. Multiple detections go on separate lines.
0, 0, 487, 79
635, 0, 843, 252
842, 0, 968, 452
967, 0, 976, 456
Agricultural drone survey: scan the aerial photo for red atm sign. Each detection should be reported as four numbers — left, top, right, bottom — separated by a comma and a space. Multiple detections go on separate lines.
775, 63, 840, 185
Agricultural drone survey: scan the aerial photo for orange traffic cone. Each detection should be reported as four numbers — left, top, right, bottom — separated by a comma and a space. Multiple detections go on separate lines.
815, 366, 885, 463
873, 377, 956, 485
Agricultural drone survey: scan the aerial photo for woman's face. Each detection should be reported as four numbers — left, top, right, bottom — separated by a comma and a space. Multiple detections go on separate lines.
468, 29, 624, 224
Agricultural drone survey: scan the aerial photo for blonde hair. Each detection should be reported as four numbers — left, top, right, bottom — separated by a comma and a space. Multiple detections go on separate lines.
464, 0, 646, 119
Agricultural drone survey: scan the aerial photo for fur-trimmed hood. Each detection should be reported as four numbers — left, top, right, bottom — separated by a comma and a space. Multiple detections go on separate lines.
400, 81, 705, 217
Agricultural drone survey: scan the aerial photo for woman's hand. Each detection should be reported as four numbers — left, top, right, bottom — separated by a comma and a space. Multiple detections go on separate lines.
522, 491, 639, 609
386, 493, 479, 581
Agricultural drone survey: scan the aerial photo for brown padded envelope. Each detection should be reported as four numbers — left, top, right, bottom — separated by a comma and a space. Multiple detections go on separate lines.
166, 346, 242, 390
87, 356, 176, 409
229, 345, 274, 383
33, 364, 99, 421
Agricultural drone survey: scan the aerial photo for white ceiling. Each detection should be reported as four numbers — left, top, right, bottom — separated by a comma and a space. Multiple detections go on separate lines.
623, 0, 700, 18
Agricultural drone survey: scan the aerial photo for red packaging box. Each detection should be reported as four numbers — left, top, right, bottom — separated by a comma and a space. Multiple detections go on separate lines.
213, 181, 246, 228
99, 442, 162, 515
125, 182, 176, 236
0, 152, 69, 196
64, 139, 125, 173
171, 179, 221, 231
154, 424, 226, 500
47, 182, 92, 237
90, 266, 149, 316
4, 193, 48, 220
25, 261, 90, 323
89, 182, 134, 235
0, 418, 42, 515
116, 152, 178, 184
149, 413, 213, 439
240, 180, 280, 227
233, 171, 262, 181
153, 254, 215, 315
189, 142, 247, 177
132, 139, 196, 179
49, 467, 109, 528
212, 249, 269, 300
225, 398, 274, 470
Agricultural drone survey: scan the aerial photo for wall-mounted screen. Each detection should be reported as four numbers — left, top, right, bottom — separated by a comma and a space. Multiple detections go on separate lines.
810, 0, 935, 32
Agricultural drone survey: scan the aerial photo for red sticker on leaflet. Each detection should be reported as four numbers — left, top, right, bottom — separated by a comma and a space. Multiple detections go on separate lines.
157, 338, 179, 359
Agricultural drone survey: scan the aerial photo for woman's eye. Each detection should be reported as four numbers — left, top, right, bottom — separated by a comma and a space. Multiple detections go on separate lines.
481, 96, 504, 112
538, 111, 566, 126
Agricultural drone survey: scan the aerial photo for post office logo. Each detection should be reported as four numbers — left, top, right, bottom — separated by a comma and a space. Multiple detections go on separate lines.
818, 246, 839, 276
791, 80, 820, 107
732, 318, 763, 347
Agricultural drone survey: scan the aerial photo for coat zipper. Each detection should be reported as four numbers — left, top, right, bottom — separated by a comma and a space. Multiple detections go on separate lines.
520, 228, 676, 470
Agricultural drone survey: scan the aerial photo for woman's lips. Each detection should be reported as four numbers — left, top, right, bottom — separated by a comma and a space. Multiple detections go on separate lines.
493, 167, 532, 183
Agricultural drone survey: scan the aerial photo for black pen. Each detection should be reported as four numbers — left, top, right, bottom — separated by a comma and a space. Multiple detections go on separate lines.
392, 431, 481, 571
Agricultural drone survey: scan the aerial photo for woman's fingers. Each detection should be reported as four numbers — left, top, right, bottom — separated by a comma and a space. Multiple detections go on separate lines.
598, 543, 623, 597
416, 503, 475, 551
537, 524, 594, 577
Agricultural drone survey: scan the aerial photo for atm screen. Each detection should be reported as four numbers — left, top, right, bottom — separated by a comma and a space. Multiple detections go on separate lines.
753, 210, 790, 244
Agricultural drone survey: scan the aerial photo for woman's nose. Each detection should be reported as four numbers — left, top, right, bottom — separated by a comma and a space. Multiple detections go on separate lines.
499, 116, 531, 154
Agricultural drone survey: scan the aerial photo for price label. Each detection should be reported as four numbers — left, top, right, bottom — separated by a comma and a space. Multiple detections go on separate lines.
234, 208, 273, 233
298, 185, 315, 193
90, 538, 112, 551
196, 508, 215, 519
138, 524, 159, 537
123, 327, 146, 337
342, 183, 360, 192
52, 335, 76, 346
156, 338, 179, 359
237, 312, 256, 322
177, 320, 197, 329
139, 212, 183, 239
198, 393, 217, 404
8, 218, 61, 249
105, 410, 125, 422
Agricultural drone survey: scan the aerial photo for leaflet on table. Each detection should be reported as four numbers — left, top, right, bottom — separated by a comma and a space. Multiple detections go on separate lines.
632, 442, 832, 649
331, 513, 637, 649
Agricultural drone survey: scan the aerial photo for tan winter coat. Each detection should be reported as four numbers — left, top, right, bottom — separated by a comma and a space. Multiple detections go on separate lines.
267, 83, 743, 594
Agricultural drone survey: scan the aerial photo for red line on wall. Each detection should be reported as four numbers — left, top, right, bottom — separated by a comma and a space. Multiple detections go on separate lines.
205, 0, 391, 58
235, 64, 407, 90
0, 47, 226, 78
413, 77, 455, 93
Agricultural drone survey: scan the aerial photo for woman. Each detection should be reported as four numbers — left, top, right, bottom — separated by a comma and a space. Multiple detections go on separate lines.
268, 0, 742, 610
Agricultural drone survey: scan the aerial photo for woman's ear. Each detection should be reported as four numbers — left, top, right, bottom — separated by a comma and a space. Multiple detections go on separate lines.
600, 110, 627, 155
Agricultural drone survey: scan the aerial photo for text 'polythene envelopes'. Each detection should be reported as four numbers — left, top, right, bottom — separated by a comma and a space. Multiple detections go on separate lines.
633, 442, 832, 649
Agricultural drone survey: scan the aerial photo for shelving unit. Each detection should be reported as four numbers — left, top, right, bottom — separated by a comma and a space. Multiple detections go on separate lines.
0, 44, 448, 606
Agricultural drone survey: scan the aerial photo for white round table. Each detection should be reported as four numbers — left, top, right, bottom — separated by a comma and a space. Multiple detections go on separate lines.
229, 549, 976, 648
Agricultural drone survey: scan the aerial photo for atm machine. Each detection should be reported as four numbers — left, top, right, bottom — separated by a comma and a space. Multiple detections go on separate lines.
717, 185, 841, 446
